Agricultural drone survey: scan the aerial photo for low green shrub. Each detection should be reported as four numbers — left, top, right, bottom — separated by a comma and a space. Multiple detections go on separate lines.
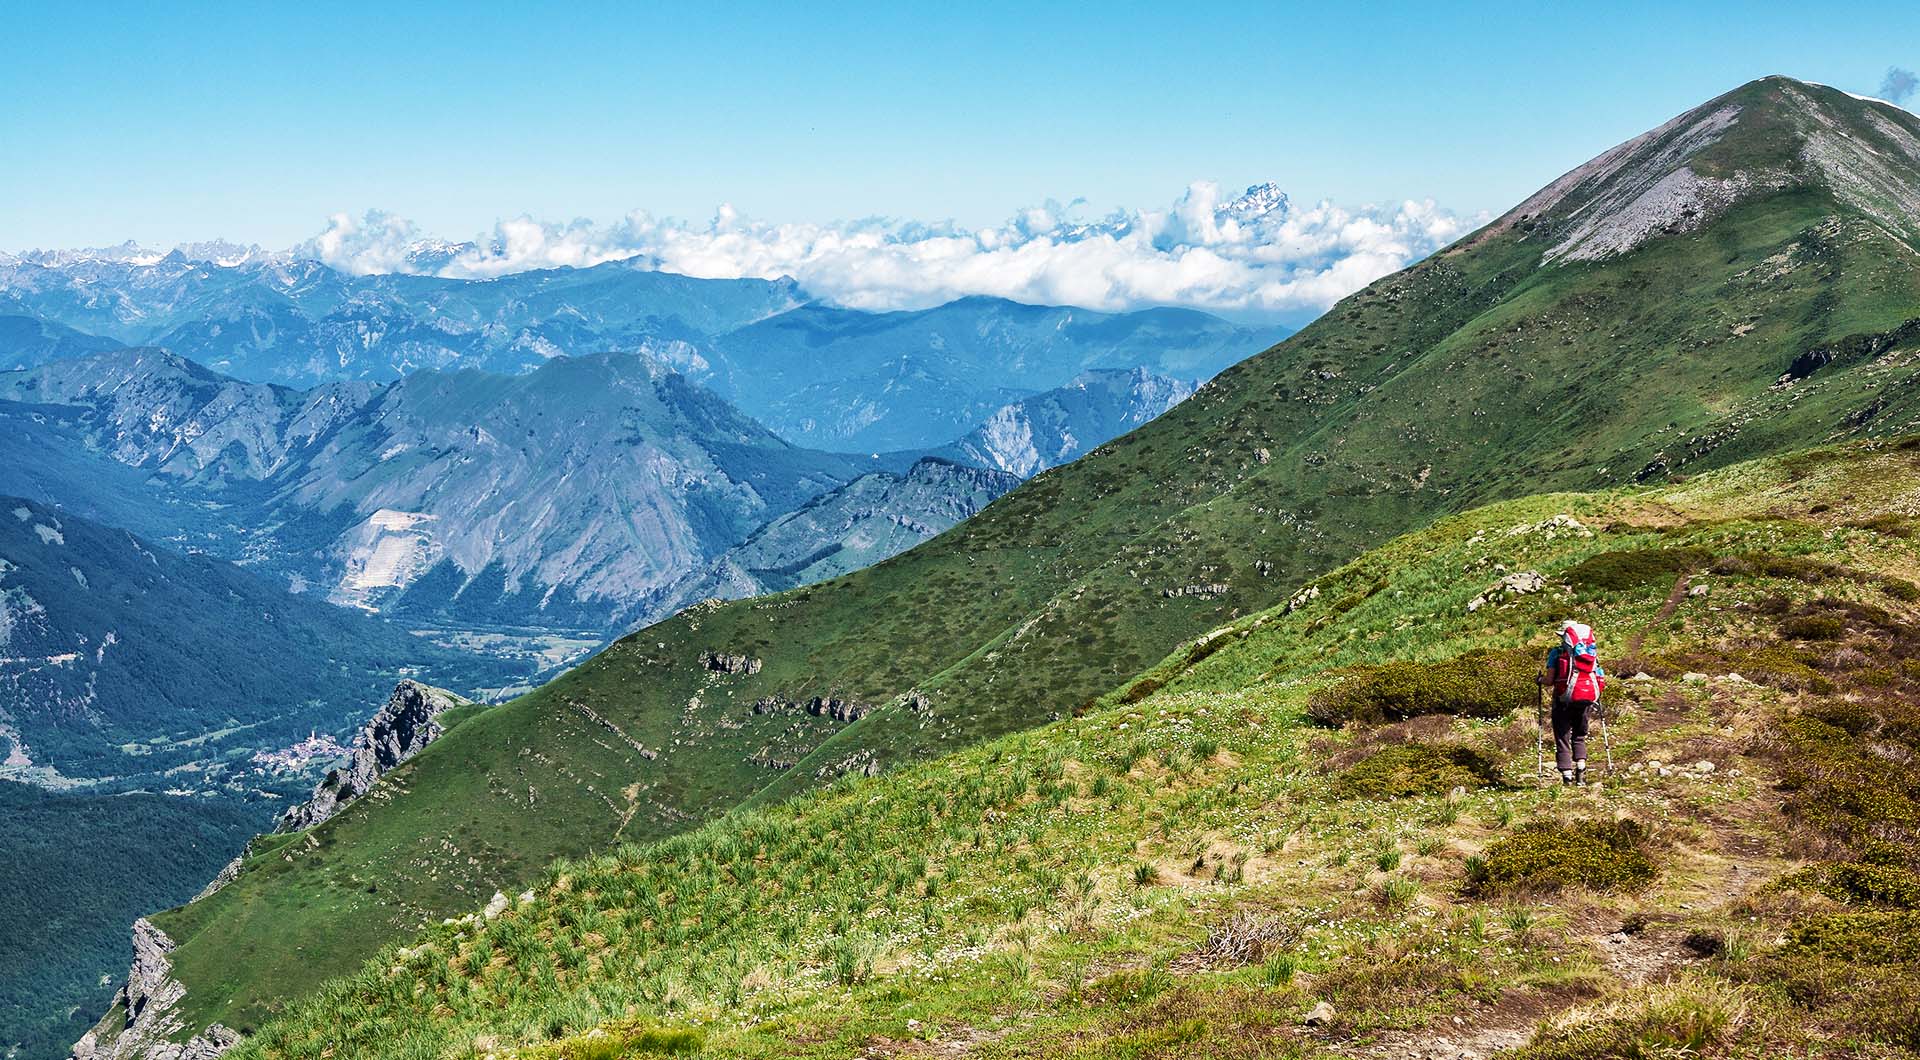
1701, 643, 1829, 692
1785, 910, 1920, 965
1712, 552, 1847, 584
1332, 743, 1500, 800
1782, 613, 1846, 640
532, 1023, 705, 1060
1566, 546, 1713, 593
1463, 819, 1655, 896
1738, 917, 1920, 1048
1306, 649, 1534, 726
1781, 862, 1920, 908
1847, 513, 1915, 538
1776, 699, 1920, 857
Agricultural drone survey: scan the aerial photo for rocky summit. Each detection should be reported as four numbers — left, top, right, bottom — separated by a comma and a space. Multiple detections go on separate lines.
275, 681, 472, 833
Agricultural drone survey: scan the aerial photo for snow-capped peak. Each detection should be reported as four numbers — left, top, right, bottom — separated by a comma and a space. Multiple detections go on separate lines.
401, 239, 482, 272
2, 239, 279, 269
1217, 182, 1290, 224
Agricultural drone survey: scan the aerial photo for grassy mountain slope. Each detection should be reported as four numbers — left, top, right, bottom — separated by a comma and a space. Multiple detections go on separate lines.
139, 76, 1920, 1039
230, 437, 1920, 1058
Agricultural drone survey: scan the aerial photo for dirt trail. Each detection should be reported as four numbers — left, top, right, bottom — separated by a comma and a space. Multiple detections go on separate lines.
1354, 990, 1550, 1059
1627, 572, 1694, 658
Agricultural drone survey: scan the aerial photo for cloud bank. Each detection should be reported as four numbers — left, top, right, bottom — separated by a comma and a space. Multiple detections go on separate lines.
298, 183, 1475, 319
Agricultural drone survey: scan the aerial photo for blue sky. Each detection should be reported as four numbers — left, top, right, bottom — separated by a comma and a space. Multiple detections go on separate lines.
2, 2, 1915, 319
0, 1, 1911, 248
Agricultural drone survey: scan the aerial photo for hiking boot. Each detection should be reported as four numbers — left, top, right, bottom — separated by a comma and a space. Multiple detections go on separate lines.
1560, 770, 1576, 785
1575, 766, 1587, 786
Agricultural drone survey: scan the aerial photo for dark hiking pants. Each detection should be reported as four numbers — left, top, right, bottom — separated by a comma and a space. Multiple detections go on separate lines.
1553, 696, 1596, 771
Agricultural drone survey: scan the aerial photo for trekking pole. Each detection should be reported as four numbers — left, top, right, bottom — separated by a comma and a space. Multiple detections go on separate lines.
1535, 679, 1546, 782
1598, 701, 1615, 777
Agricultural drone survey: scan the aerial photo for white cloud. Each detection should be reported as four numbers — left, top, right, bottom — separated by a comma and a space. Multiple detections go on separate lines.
297, 183, 1478, 319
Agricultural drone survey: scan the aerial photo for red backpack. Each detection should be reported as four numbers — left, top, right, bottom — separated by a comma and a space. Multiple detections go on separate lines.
1560, 621, 1605, 703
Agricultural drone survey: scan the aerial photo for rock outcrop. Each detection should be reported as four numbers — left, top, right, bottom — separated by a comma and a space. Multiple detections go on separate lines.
190, 856, 243, 902
750, 695, 873, 723
700, 650, 763, 675
69, 919, 239, 1060
276, 680, 469, 833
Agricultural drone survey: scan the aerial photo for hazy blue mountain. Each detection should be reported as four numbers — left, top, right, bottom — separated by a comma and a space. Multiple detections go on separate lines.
935, 367, 1197, 476
0, 256, 803, 385
0, 316, 122, 371
659, 457, 1020, 614
0, 257, 1288, 455
700, 298, 1289, 451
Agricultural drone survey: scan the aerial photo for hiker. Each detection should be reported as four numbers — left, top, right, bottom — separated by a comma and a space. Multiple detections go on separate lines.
1542, 620, 1606, 785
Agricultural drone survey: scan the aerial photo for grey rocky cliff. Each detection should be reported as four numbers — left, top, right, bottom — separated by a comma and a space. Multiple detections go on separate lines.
277, 679, 469, 832
68, 918, 239, 1060
654, 458, 1019, 617
937, 367, 1197, 477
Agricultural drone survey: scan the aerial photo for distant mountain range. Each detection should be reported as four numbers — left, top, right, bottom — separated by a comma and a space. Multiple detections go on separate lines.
0, 255, 803, 383
936, 366, 1197, 476
696, 298, 1282, 451
659, 457, 1021, 612
0, 349, 1205, 634
0, 255, 1289, 452
0, 316, 122, 371
0, 349, 889, 630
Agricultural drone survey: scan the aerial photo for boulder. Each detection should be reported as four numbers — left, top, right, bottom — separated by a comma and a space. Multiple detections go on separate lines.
1467, 570, 1546, 611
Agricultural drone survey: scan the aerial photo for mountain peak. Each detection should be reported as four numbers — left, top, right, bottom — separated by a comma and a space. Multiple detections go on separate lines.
1217, 182, 1290, 223
1482, 75, 1920, 263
